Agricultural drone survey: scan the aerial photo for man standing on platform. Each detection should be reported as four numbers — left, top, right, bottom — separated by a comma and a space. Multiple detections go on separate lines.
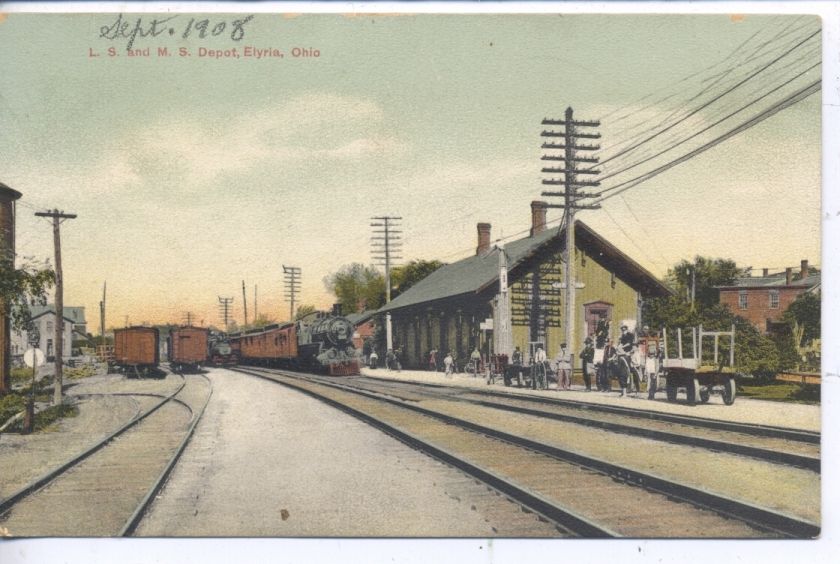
580, 337, 595, 391
554, 342, 572, 390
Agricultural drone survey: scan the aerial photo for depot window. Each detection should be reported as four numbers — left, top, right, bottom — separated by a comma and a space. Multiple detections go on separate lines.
738, 291, 748, 309
769, 290, 780, 309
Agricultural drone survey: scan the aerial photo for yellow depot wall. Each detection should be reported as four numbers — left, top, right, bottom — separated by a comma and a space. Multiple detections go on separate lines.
509, 245, 640, 362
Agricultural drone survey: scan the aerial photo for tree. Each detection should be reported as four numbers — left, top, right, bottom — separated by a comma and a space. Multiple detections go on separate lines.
323, 263, 385, 315
782, 291, 820, 345
391, 259, 444, 299
1, 251, 55, 393
643, 285, 782, 379
668, 256, 743, 310
295, 304, 317, 320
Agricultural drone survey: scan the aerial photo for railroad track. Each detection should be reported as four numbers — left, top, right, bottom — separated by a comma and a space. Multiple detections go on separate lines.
234, 366, 819, 538
337, 375, 821, 472
0, 372, 212, 537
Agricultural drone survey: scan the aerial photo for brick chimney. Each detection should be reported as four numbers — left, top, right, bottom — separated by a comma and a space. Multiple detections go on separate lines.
530, 200, 548, 237
762, 268, 769, 277
801, 259, 809, 279
785, 267, 793, 285
476, 223, 491, 255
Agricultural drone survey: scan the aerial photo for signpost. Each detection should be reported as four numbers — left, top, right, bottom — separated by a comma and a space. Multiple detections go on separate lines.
23, 326, 43, 434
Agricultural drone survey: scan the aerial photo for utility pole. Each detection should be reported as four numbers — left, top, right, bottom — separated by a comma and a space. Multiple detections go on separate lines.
371, 216, 402, 351
99, 281, 106, 353
182, 311, 194, 326
218, 297, 233, 329
541, 107, 601, 355
242, 280, 248, 326
254, 284, 258, 322
34, 209, 77, 406
282, 265, 301, 321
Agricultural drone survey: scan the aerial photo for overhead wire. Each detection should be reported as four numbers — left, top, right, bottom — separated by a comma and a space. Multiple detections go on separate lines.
588, 27, 819, 173
592, 80, 820, 205
592, 20, 819, 170
594, 62, 821, 184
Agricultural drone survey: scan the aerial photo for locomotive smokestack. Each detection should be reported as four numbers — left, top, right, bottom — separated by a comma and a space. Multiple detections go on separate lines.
332, 303, 343, 316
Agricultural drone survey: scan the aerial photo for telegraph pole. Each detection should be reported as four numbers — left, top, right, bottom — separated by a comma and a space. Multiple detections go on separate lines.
282, 265, 301, 321
254, 284, 258, 322
34, 209, 77, 406
99, 281, 106, 354
218, 297, 233, 329
541, 108, 601, 355
371, 216, 402, 351
242, 280, 248, 326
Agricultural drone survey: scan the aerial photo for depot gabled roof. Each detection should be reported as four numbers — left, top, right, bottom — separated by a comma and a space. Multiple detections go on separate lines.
378, 220, 671, 314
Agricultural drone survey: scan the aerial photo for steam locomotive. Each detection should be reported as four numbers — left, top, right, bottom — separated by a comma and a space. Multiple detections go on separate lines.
228, 311, 360, 375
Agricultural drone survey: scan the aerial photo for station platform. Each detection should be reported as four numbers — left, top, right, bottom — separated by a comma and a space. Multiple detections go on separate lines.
358, 366, 820, 433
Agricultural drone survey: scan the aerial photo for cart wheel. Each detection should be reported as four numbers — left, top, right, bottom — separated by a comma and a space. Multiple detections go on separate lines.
686, 377, 700, 405
723, 377, 737, 405
665, 380, 677, 402
700, 388, 710, 403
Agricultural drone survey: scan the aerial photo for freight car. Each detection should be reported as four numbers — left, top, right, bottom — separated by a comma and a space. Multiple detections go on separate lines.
168, 326, 209, 372
113, 326, 160, 377
230, 311, 360, 375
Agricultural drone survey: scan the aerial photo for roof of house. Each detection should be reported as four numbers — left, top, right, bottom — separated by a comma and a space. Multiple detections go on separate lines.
717, 272, 821, 290
346, 311, 376, 326
378, 220, 671, 314
26, 305, 86, 325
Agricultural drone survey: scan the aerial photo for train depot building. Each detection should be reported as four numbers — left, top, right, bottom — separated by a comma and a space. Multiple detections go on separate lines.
377, 201, 671, 369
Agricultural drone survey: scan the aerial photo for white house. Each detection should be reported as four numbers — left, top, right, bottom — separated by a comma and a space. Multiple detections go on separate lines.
11, 305, 86, 362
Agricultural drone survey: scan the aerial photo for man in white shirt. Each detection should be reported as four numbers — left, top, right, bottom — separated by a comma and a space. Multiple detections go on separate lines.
554, 342, 572, 390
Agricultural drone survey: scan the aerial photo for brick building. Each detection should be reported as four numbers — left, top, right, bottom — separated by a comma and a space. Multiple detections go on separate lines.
716, 260, 819, 333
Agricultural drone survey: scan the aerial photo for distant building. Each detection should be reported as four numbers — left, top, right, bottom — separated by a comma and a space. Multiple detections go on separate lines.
716, 260, 819, 333
10, 305, 87, 361
377, 201, 671, 369
345, 310, 376, 350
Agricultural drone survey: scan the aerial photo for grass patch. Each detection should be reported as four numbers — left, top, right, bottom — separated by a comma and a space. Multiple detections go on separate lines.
10, 367, 34, 386
33, 403, 79, 431
0, 393, 26, 425
65, 365, 97, 380
738, 381, 820, 405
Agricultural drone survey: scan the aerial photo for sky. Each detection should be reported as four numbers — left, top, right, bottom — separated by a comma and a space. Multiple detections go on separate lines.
0, 11, 822, 331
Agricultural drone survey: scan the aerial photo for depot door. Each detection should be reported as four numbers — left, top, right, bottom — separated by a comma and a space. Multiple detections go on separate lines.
584, 301, 613, 340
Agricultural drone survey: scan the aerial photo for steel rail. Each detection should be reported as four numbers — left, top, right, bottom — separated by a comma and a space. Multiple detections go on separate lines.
0, 373, 187, 517
120, 373, 214, 536
357, 374, 821, 444
314, 375, 819, 472
239, 367, 819, 539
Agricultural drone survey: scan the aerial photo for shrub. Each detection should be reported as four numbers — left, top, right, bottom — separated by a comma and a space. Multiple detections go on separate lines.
0, 393, 26, 425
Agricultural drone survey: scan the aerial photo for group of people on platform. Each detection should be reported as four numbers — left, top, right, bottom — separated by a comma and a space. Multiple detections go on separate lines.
363, 319, 664, 398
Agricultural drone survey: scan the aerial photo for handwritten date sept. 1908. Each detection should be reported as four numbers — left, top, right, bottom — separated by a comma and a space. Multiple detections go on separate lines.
98, 13, 255, 51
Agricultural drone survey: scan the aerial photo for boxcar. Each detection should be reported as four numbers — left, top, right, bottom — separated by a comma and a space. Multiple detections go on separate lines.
169, 326, 209, 370
113, 326, 160, 375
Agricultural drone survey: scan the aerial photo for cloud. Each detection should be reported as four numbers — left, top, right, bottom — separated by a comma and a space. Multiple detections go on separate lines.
82, 93, 408, 191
